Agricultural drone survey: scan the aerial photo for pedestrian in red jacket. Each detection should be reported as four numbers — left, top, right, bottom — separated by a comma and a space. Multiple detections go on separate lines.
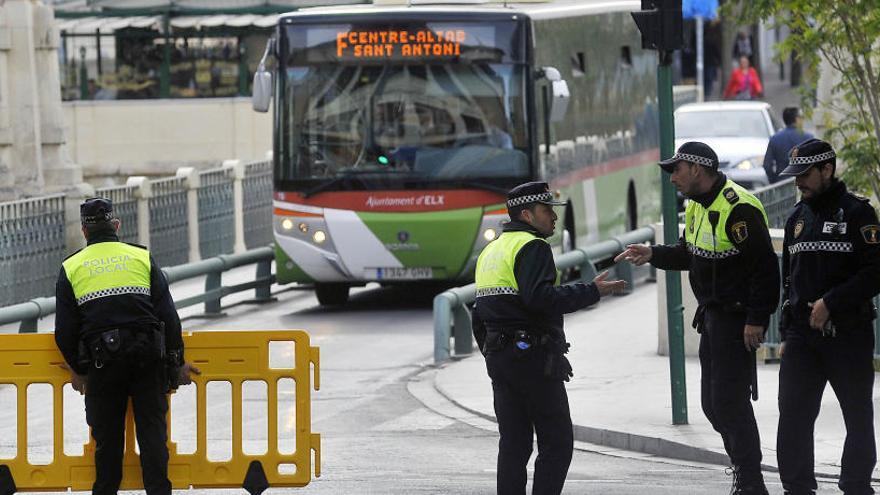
724, 56, 764, 100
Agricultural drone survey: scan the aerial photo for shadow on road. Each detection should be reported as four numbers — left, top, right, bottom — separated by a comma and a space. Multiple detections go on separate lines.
295, 283, 456, 315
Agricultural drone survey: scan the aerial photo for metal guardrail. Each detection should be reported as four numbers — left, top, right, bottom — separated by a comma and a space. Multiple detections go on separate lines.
0, 158, 276, 307
433, 227, 656, 363
752, 178, 797, 229
243, 160, 274, 250
0, 246, 275, 333
0, 195, 67, 308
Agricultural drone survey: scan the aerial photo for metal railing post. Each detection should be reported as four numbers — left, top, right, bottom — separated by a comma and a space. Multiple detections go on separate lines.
577, 248, 597, 283
126, 176, 152, 248
20, 317, 37, 333
204, 271, 223, 316
433, 294, 452, 363
176, 167, 201, 263
225, 159, 247, 254
453, 302, 473, 355
254, 258, 274, 302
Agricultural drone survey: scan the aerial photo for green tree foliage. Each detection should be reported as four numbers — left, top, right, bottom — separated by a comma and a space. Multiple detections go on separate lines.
738, 1, 880, 198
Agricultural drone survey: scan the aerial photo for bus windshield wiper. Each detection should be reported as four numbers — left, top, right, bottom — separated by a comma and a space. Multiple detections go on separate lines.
455, 181, 509, 195
301, 169, 409, 198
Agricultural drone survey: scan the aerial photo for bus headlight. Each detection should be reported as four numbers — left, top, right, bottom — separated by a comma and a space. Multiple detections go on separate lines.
298, 222, 309, 233
483, 228, 497, 242
312, 230, 327, 244
281, 218, 294, 231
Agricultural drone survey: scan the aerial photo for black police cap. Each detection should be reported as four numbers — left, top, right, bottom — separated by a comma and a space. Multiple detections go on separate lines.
780, 138, 836, 176
80, 197, 114, 225
658, 141, 719, 173
506, 181, 566, 209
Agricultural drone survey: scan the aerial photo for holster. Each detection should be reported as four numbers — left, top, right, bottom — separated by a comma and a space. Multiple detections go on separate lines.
81, 322, 165, 368
540, 335, 573, 382
164, 348, 182, 393
692, 305, 707, 334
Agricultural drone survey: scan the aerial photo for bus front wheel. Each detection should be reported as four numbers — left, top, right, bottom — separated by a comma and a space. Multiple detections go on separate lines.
315, 283, 350, 306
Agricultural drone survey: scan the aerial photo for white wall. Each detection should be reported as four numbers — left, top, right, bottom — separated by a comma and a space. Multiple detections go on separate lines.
63, 97, 272, 180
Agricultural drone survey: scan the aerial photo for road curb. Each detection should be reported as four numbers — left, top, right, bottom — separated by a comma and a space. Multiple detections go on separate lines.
428, 362, 868, 482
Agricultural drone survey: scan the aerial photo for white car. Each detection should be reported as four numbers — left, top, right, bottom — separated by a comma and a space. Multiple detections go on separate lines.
674, 101, 782, 189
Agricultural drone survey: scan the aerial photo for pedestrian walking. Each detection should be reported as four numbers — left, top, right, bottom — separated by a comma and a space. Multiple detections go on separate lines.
776, 138, 880, 495
55, 197, 200, 495
732, 30, 754, 66
723, 56, 763, 100
763, 107, 813, 184
615, 142, 779, 494
472, 181, 626, 495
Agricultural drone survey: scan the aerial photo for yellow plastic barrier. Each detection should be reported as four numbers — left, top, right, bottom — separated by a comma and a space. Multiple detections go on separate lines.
0, 330, 320, 493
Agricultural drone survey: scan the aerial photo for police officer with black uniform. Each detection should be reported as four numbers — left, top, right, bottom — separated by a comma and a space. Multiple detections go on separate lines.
472, 181, 626, 495
616, 142, 779, 494
776, 138, 880, 495
54, 198, 200, 495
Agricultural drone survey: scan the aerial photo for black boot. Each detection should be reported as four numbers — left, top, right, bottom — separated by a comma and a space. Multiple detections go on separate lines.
727, 466, 769, 495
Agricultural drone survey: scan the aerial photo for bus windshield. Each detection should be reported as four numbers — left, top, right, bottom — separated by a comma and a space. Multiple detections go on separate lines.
277, 19, 530, 193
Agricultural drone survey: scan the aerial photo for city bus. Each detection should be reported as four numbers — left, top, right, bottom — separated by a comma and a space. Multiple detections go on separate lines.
253, 0, 661, 305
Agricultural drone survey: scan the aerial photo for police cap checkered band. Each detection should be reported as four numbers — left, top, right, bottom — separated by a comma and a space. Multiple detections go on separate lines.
788, 150, 836, 166
80, 197, 114, 225
506, 181, 566, 208
507, 192, 556, 208
668, 152, 715, 168
780, 138, 836, 176
658, 141, 718, 172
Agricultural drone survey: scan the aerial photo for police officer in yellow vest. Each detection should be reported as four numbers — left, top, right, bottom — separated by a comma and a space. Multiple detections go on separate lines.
54, 198, 200, 495
473, 181, 626, 495
616, 142, 779, 494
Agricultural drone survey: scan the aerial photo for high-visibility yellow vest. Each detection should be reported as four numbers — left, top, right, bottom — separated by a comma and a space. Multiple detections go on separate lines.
684, 179, 768, 259
475, 231, 558, 297
62, 242, 152, 306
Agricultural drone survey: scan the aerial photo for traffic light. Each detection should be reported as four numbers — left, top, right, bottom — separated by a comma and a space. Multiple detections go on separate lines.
631, 0, 682, 52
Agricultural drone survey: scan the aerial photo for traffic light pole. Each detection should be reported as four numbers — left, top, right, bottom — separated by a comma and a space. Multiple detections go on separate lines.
658, 50, 688, 425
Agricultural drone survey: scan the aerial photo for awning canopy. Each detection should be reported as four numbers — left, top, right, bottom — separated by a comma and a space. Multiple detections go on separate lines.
56, 13, 280, 33
52, 0, 365, 15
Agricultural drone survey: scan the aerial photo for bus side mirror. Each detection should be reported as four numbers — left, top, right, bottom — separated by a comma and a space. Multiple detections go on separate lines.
252, 70, 273, 113
549, 79, 570, 122
252, 38, 275, 113
541, 67, 570, 122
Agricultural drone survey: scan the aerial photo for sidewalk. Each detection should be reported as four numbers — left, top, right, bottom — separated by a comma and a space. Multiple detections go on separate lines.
432, 282, 880, 480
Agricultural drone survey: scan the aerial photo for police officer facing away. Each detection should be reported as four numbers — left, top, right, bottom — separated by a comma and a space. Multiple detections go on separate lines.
776, 139, 880, 495
55, 198, 200, 495
472, 181, 626, 495
615, 142, 779, 494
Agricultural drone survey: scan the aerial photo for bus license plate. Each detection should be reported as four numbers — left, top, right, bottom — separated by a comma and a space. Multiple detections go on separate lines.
369, 267, 433, 280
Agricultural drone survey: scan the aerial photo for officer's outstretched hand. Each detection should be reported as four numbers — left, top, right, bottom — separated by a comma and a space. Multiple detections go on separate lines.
593, 270, 626, 297
613, 244, 652, 266
61, 363, 88, 395
178, 362, 202, 386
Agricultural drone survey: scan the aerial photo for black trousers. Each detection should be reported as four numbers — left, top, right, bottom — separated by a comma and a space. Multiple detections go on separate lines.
486, 346, 573, 495
777, 324, 876, 495
699, 307, 763, 477
85, 358, 171, 495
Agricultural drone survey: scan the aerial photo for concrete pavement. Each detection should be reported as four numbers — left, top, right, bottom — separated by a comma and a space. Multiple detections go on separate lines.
431, 282, 880, 483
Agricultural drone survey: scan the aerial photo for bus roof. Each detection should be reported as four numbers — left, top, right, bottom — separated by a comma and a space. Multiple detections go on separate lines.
281, 0, 640, 22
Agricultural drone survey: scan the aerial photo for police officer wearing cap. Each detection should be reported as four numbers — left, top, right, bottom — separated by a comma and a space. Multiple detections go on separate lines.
54, 198, 200, 495
472, 181, 626, 495
616, 142, 779, 494
776, 139, 880, 495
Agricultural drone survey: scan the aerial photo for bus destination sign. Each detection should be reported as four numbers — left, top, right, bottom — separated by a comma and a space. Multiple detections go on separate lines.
336, 28, 468, 59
